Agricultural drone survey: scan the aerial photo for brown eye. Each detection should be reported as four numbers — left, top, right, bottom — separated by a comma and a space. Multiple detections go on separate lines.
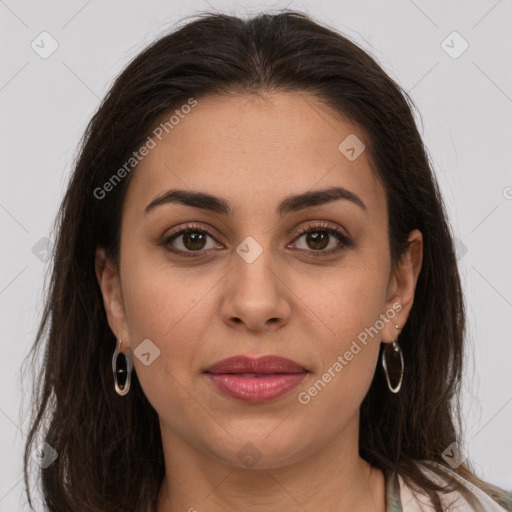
180, 231, 208, 251
303, 231, 330, 250
292, 223, 352, 255
161, 224, 221, 257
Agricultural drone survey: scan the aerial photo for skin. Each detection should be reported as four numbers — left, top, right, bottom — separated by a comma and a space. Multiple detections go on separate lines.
96, 91, 423, 512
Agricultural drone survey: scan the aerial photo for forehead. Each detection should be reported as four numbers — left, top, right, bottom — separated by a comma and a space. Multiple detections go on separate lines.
123, 91, 386, 218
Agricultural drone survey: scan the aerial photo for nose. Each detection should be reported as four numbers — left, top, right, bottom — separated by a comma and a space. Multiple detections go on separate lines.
220, 246, 292, 332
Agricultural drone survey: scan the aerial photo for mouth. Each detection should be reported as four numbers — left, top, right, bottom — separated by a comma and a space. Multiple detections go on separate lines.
203, 355, 309, 403
204, 354, 308, 374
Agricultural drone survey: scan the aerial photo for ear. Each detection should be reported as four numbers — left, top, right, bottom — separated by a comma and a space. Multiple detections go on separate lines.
380, 229, 423, 343
95, 247, 131, 349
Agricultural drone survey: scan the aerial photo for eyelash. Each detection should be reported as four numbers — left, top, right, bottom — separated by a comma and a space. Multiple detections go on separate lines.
160, 221, 353, 258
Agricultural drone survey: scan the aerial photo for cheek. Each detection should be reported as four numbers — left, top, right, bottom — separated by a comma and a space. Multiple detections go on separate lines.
120, 259, 216, 384
302, 259, 389, 343
121, 248, 210, 334
296, 261, 389, 398
296, 288, 383, 426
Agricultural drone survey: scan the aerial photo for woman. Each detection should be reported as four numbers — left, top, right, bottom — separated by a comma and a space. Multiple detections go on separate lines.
22, 10, 512, 512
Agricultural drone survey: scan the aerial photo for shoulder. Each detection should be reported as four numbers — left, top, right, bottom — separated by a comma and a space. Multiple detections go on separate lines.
394, 460, 511, 511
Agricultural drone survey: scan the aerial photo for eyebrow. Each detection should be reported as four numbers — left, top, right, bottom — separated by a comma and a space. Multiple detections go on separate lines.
144, 186, 367, 216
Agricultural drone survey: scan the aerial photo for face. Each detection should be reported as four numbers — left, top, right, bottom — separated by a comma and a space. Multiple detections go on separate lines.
97, 91, 422, 469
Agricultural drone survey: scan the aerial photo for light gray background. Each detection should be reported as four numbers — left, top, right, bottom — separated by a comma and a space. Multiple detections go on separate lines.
1, 0, 511, 509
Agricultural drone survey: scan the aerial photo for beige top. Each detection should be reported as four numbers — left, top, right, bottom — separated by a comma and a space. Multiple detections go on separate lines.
385, 460, 512, 511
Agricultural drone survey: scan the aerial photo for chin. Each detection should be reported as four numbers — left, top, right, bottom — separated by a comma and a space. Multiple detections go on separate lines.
206, 431, 312, 471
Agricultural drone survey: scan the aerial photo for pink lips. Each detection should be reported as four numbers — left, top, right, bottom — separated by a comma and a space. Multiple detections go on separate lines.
204, 355, 308, 403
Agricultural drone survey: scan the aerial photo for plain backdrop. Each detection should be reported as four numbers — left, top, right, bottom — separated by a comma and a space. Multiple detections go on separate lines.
1, 0, 511, 509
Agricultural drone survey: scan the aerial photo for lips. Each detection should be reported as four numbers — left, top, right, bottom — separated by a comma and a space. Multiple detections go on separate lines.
203, 355, 309, 403
204, 355, 308, 375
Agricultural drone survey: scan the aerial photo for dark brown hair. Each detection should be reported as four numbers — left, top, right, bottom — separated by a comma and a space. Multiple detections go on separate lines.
21, 9, 512, 512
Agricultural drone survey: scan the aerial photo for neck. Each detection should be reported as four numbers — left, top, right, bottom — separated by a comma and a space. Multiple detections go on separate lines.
156, 414, 386, 512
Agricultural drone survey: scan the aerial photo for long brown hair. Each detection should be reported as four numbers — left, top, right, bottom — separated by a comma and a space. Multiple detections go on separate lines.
21, 10, 512, 511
